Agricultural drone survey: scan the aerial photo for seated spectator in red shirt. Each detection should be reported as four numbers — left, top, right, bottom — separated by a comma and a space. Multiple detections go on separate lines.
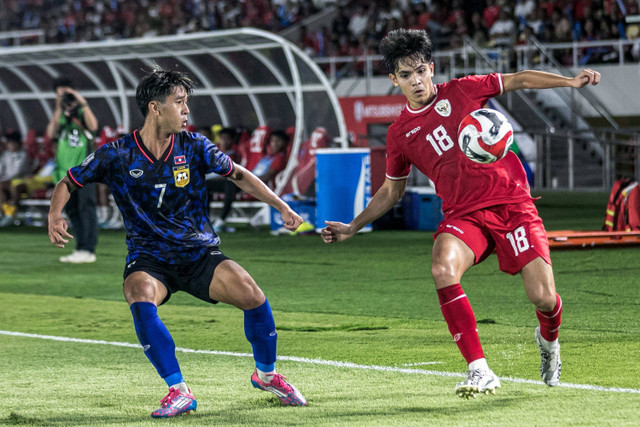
207, 127, 242, 231
252, 130, 289, 190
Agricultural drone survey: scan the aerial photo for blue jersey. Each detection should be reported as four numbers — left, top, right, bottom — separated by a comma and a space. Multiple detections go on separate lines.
68, 130, 234, 264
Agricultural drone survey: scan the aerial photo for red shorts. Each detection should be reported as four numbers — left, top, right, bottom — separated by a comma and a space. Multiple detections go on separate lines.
433, 200, 551, 275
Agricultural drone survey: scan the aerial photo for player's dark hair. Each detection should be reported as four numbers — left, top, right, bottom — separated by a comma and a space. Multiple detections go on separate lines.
136, 67, 196, 117
52, 77, 73, 91
379, 29, 433, 74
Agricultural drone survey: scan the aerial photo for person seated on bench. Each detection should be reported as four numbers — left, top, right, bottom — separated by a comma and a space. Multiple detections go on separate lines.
0, 131, 33, 226
252, 130, 289, 190
206, 127, 241, 232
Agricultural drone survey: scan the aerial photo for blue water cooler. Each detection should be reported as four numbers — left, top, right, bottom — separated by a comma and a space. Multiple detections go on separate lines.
315, 148, 371, 232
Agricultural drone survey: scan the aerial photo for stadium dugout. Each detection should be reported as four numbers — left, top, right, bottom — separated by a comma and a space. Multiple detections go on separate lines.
0, 28, 348, 226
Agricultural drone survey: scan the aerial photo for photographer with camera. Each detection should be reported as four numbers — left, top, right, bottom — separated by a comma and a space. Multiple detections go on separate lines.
46, 77, 99, 263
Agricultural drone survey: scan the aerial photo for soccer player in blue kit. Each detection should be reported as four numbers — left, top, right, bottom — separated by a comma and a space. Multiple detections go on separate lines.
47, 68, 307, 417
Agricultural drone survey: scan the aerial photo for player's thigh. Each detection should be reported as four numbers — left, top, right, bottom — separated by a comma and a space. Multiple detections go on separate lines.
489, 203, 552, 275
123, 271, 168, 306
432, 215, 492, 288
209, 259, 265, 310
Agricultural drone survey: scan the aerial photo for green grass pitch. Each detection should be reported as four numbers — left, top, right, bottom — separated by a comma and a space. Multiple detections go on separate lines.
1, 191, 638, 426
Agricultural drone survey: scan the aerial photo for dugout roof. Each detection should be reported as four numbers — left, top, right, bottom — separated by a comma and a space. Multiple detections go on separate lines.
0, 28, 348, 152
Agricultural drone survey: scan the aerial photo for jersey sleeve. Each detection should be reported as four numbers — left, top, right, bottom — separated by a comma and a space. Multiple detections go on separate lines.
202, 135, 234, 177
66, 144, 110, 188
456, 73, 504, 103
385, 127, 411, 180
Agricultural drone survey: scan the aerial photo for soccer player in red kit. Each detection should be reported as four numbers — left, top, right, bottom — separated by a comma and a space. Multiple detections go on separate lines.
321, 29, 600, 398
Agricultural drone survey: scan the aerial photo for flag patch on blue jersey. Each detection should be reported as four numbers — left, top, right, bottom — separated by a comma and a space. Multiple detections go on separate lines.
174, 155, 186, 165
173, 165, 190, 187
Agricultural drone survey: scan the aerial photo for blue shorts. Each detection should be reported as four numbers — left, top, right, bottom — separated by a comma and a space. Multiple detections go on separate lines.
123, 248, 230, 305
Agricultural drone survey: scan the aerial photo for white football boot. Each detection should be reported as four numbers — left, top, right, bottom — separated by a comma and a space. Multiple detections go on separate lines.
455, 368, 501, 399
535, 326, 561, 386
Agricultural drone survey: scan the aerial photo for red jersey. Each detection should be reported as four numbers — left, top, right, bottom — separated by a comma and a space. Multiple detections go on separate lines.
386, 73, 532, 218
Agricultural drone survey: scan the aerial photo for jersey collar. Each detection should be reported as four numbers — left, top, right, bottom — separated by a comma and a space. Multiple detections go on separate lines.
405, 86, 439, 114
133, 129, 175, 164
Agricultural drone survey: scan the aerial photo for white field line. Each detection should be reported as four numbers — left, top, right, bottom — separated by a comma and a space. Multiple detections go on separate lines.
2, 330, 639, 394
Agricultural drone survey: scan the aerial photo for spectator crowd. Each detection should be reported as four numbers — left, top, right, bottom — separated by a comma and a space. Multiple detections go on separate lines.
0, 0, 321, 43
1, 0, 639, 228
2, 1, 639, 63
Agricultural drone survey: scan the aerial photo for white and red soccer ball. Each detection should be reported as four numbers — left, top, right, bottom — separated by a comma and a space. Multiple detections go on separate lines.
457, 108, 514, 164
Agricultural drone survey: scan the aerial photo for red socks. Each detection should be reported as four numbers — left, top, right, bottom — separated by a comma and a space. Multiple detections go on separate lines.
437, 284, 485, 364
536, 293, 563, 342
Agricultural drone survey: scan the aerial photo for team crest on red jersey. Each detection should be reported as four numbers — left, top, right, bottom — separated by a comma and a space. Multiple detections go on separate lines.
173, 165, 190, 187
435, 99, 451, 117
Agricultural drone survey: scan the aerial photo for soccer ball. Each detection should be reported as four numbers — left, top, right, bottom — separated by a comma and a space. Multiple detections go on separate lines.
457, 108, 514, 164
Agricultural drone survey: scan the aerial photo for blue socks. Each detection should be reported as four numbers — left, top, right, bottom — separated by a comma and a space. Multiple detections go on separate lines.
130, 302, 183, 387
131, 300, 277, 383
244, 299, 277, 372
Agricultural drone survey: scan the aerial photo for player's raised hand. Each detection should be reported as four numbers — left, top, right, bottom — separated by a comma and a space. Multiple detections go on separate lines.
573, 68, 601, 88
48, 215, 74, 248
321, 220, 355, 243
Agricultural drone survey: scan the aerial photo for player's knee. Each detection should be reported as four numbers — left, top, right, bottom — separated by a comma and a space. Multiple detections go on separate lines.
124, 274, 160, 304
431, 261, 458, 284
240, 285, 265, 309
528, 287, 556, 311
232, 273, 265, 310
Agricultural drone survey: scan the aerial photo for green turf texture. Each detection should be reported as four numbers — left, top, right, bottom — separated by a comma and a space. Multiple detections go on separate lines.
1, 191, 638, 426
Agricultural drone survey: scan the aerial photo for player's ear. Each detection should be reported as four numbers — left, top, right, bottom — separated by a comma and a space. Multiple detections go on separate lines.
389, 73, 398, 87
148, 101, 160, 115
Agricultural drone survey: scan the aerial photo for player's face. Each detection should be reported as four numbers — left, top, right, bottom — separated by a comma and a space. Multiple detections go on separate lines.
157, 86, 190, 134
390, 60, 435, 109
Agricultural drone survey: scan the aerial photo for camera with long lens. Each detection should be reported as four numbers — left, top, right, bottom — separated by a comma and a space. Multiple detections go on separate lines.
62, 92, 76, 106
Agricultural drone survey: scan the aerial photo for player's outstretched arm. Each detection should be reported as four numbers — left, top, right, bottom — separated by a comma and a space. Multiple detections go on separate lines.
48, 176, 75, 248
321, 178, 406, 244
503, 68, 600, 92
228, 163, 303, 231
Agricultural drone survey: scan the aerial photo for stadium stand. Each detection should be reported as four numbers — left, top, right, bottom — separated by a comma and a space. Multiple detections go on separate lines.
2, 1, 638, 66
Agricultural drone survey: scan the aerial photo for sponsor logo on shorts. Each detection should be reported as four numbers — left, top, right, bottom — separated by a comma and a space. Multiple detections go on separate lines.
210, 250, 222, 256
127, 260, 137, 269
445, 224, 464, 234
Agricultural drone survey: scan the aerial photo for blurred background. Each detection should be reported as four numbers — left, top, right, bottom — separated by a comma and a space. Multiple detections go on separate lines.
0, 0, 638, 232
